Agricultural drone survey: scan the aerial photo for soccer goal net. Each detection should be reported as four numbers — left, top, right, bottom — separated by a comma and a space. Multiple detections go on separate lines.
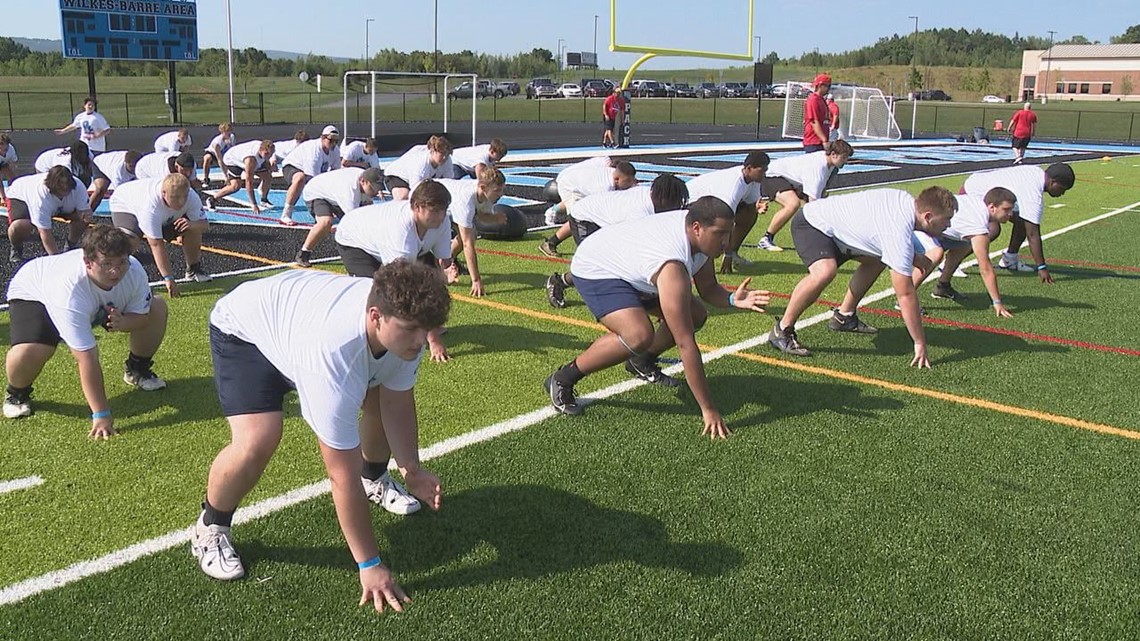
781, 83, 901, 142
341, 71, 477, 145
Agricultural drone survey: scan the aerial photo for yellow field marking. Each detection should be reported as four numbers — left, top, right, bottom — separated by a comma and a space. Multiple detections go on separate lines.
452, 293, 1140, 441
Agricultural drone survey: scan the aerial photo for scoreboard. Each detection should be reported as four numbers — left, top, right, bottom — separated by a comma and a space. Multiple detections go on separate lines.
59, 0, 198, 61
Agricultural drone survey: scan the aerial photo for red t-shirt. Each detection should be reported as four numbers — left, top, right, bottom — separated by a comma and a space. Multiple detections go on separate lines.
803, 92, 830, 146
603, 94, 624, 120
828, 101, 840, 128
1009, 109, 1037, 138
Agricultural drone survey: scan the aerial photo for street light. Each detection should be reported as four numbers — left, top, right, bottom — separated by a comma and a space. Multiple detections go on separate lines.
557, 38, 565, 84
364, 18, 375, 66
908, 15, 919, 139
755, 35, 761, 61
593, 15, 599, 80
908, 15, 919, 71
1044, 30, 1056, 103
433, 0, 439, 72
225, 0, 235, 123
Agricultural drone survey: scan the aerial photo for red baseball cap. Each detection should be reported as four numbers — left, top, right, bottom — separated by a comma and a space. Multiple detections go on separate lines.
814, 74, 832, 87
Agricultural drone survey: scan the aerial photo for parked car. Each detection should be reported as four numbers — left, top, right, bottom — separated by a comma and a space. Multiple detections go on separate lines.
526, 78, 554, 99
917, 89, 952, 101
582, 79, 612, 97
770, 83, 787, 98
981, 94, 1005, 103
557, 83, 583, 98
720, 82, 747, 98
673, 82, 696, 98
631, 80, 667, 97
695, 82, 719, 99
740, 84, 760, 99
448, 80, 494, 99
494, 81, 520, 97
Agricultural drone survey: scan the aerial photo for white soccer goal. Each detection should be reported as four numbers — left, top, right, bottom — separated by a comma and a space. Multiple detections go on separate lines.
341, 71, 478, 145
781, 83, 901, 141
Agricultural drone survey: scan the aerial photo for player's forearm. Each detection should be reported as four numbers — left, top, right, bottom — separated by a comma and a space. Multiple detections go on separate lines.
149, 240, 175, 278
896, 288, 928, 346
1025, 225, 1046, 266
326, 460, 382, 563
38, 227, 60, 254
678, 339, 717, 412
461, 234, 481, 282
73, 349, 110, 414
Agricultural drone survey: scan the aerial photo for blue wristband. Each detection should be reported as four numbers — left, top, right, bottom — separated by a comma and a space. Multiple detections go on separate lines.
91, 409, 111, 419
726, 290, 734, 309
1036, 264, 1048, 272
162, 275, 176, 282
357, 555, 382, 570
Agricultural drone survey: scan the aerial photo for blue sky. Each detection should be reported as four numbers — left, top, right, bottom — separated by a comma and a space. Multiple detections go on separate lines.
2, 0, 1134, 69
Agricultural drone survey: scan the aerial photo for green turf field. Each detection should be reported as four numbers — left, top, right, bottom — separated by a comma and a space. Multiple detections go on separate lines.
1, 157, 1139, 639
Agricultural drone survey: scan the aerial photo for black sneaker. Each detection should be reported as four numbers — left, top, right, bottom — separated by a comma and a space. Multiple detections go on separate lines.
204, 195, 217, 212
931, 281, 966, 302
546, 273, 567, 308
8, 246, 22, 265
294, 250, 312, 268
453, 260, 469, 276
769, 320, 811, 356
544, 374, 582, 416
538, 240, 559, 258
185, 263, 213, 283
624, 358, 683, 388
828, 310, 878, 334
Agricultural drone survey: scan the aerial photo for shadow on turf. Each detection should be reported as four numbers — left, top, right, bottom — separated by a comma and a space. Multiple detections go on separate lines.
446, 322, 592, 357
29, 375, 220, 431
820, 326, 1069, 366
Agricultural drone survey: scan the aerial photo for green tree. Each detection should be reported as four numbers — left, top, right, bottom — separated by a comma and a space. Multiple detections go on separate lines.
1111, 25, 1140, 44
763, 51, 779, 65
977, 68, 992, 94
908, 67, 923, 92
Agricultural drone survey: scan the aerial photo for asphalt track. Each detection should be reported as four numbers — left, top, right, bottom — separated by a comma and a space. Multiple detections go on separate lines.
1, 119, 1136, 302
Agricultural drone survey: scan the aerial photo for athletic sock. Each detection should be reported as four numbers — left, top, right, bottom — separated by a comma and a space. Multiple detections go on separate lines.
835, 309, 852, 318
764, 232, 775, 242
546, 235, 561, 248
553, 360, 585, 386
1003, 251, 1018, 263
298, 249, 312, 259
202, 499, 235, 528
631, 352, 657, 368
126, 352, 153, 372
6, 384, 31, 398
560, 273, 572, 287
362, 459, 390, 482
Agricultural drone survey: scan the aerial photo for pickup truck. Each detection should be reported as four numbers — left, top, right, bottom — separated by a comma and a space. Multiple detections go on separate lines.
448, 80, 494, 99
493, 81, 520, 97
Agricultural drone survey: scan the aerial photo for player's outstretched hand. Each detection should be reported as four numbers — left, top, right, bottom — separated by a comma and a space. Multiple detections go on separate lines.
994, 303, 1013, 318
700, 408, 732, 440
730, 278, 770, 312
910, 343, 932, 369
1038, 268, 1054, 285
89, 417, 116, 440
359, 565, 411, 613
470, 279, 485, 297
403, 467, 442, 511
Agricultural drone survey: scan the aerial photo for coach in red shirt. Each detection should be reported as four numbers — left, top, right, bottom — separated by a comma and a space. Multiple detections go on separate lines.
602, 92, 625, 148
803, 74, 832, 152
1009, 102, 1038, 164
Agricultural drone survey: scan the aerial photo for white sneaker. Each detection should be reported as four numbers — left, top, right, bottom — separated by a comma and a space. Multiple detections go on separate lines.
756, 236, 784, 252
362, 471, 421, 515
279, 212, 295, 226
124, 367, 167, 391
190, 515, 245, 580
543, 205, 564, 226
3, 392, 32, 419
941, 267, 969, 279
727, 252, 754, 267
995, 258, 1035, 273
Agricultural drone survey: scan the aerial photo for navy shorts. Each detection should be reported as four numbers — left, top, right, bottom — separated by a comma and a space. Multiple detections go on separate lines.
575, 276, 659, 320
210, 324, 295, 417
791, 210, 851, 268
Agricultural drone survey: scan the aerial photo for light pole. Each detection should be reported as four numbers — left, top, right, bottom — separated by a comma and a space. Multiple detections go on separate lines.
908, 15, 919, 138
225, 0, 235, 123
1044, 30, 1056, 103
364, 18, 375, 66
755, 36, 761, 61
557, 38, 565, 84
593, 15, 599, 80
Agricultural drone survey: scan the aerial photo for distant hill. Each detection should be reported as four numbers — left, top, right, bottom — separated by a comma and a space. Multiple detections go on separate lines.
9, 37, 351, 62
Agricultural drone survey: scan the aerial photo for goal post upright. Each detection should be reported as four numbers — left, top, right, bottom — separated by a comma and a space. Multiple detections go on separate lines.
342, 70, 478, 147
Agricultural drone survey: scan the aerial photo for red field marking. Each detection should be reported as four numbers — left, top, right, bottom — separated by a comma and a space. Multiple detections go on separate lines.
1045, 258, 1140, 274
481, 247, 571, 265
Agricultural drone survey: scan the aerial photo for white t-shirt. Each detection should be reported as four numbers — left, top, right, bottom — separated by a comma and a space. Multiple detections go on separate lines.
7, 251, 151, 352
93, 151, 137, 189
685, 166, 761, 210
437, 178, 482, 229
1, 143, 17, 167
223, 140, 271, 171
153, 130, 191, 153
109, 177, 205, 239
384, 145, 454, 190
963, 165, 1045, 225
283, 139, 340, 176
7, 174, 90, 230
209, 270, 421, 450
451, 144, 494, 172
569, 185, 656, 227
802, 188, 918, 276
335, 200, 452, 263
70, 111, 110, 152
206, 132, 236, 157
273, 138, 303, 163
302, 167, 372, 213
340, 141, 380, 169
570, 210, 708, 293
766, 151, 835, 200
34, 147, 91, 175
134, 151, 183, 181
557, 156, 616, 198
941, 194, 992, 242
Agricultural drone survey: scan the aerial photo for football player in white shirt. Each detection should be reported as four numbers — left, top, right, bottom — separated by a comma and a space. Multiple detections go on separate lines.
546, 196, 771, 438
212, 139, 276, 215
384, 135, 454, 200
537, 157, 638, 256
438, 166, 507, 297
191, 260, 449, 601
201, 122, 236, 187
682, 151, 770, 273
911, 187, 1017, 317
153, 128, 192, 153
450, 138, 508, 178
272, 129, 309, 166
962, 162, 1075, 283
293, 167, 386, 267
756, 140, 853, 252
110, 174, 211, 296
88, 149, 142, 212
335, 181, 455, 362
340, 137, 380, 169
0, 132, 18, 208
3, 225, 169, 435
5, 166, 93, 263
279, 125, 342, 225
34, 141, 96, 187
769, 186, 957, 368
54, 97, 111, 153
545, 174, 689, 308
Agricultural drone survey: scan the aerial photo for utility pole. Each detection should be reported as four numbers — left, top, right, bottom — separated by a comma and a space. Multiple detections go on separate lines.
1044, 30, 1056, 103
557, 38, 565, 84
908, 15, 919, 138
364, 18, 374, 66
593, 15, 599, 79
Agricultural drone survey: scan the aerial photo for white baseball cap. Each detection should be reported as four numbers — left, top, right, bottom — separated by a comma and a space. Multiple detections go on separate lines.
321, 125, 340, 138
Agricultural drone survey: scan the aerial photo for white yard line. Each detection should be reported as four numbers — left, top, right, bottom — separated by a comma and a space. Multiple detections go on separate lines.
1, 191, 1137, 606
0, 476, 44, 496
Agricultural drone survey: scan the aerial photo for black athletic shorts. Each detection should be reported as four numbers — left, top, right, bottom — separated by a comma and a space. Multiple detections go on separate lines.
91, 163, 108, 185
1011, 136, 1031, 150
451, 165, 476, 179
790, 210, 852, 268
282, 165, 308, 185
760, 176, 806, 201
385, 175, 410, 191
6, 198, 31, 222
603, 118, 616, 131
223, 163, 246, 180
337, 242, 382, 278
203, 150, 220, 162
210, 324, 296, 417
802, 144, 825, 153
306, 198, 345, 220
111, 211, 185, 241
7, 299, 64, 347
568, 215, 601, 245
